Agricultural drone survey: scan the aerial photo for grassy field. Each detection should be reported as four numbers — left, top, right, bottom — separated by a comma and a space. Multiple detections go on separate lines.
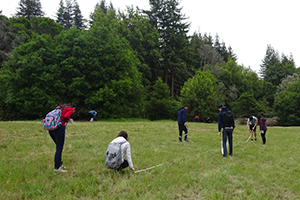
0, 120, 299, 200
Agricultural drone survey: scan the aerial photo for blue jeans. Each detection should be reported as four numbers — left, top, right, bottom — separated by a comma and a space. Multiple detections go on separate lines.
49, 126, 66, 169
222, 129, 233, 157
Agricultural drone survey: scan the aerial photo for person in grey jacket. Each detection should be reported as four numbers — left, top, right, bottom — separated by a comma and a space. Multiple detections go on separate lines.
110, 131, 134, 172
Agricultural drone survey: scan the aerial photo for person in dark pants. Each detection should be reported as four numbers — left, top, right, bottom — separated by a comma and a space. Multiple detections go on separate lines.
49, 103, 76, 172
218, 104, 235, 158
177, 105, 189, 142
258, 114, 268, 145
88, 110, 99, 122
247, 115, 258, 141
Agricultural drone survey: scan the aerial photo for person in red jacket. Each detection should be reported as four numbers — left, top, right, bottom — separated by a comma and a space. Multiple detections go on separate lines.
49, 103, 77, 172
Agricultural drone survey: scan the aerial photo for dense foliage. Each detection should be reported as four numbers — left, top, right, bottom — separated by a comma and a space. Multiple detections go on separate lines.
0, 0, 300, 125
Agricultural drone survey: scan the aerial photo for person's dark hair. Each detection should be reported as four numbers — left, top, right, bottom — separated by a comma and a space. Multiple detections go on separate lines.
249, 116, 253, 120
117, 130, 128, 140
218, 104, 224, 109
184, 104, 188, 108
69, 103, 77, 109
257, 114, 262, 125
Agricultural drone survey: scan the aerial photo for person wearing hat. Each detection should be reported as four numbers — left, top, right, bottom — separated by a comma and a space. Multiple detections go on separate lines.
88, 110, 99, 122
218, 104, 235, 158
177, 104, 189, 142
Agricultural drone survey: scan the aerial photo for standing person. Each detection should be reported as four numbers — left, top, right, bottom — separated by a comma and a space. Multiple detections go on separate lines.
177, 105, 189, 142
109, 131, 135, 172
88, 110, 99, 122
49, 103, 77, 172
247, 115, 258, 141
218, 105, 235, 158
194, 115, 200, 122
258, 114, 268, 145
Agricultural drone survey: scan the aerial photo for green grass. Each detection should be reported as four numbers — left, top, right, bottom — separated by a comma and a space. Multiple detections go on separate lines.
0, 120, 299, 199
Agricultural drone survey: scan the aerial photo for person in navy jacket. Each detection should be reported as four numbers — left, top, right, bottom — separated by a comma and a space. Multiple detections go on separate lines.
177, 105, 189, 142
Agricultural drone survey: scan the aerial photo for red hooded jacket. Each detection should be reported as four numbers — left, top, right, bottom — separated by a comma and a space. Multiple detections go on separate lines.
60, 105, 74, 126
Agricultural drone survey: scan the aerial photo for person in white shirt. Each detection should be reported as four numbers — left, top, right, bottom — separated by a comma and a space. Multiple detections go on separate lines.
110, 131, 135, 172
247, 116, 258, 141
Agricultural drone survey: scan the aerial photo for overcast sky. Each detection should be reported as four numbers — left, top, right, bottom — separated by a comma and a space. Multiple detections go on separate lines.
1, 0, 300, 73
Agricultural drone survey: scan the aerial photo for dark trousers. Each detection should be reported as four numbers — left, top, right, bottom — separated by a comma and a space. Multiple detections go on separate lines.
178, 124, 188, 141
118, 160, 129, 170
89, 113, 97, 121
261, 130, 267, 144
49, 126, 66, 169
222, 129, 233, 157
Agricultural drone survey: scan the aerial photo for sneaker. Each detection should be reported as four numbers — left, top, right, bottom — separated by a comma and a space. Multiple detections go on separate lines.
179, 140, 182, 142
251, 139, 253, 141
54, 165, 67, 173
255, 138, 257, 141
59, 164, 66, 169
184, 139, 189, 142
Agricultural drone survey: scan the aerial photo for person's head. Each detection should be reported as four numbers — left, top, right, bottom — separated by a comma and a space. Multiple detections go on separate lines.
257, 114, 262, 120
69, 103, 77, 111
117, 130, 128, 140
249, 116, 253, 120
218, 104, 224, 111
184, 104, 188, 110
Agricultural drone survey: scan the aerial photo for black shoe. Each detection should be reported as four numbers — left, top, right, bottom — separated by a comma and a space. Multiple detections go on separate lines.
184, 139, 189, 142
251, 139, 253, 141
179, 140, 182, 142
255, 138, 257, 141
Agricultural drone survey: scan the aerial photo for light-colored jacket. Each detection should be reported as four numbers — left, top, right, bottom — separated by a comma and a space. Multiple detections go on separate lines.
111, 137, 134, 169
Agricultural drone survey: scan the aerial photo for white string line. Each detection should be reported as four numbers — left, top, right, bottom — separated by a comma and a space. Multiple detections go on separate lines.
135, 134, 251, 172
134, 164, 164, 173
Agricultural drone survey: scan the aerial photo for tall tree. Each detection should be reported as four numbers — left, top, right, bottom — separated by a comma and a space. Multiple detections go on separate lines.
259, 44, 280, 78
73, 0, 86, 30
118, 7, 162, 88
56, 0, 66, 28
0, 12, 22, 68
15, 0, 44, 19
64, 0, 73, 30
144, 0, 190, 99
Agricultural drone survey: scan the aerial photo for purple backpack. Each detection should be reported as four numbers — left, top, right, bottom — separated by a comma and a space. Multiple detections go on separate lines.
43, 106, 63, 131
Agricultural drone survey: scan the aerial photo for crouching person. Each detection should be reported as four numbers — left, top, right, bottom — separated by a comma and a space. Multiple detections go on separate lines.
105, 131, 135, 172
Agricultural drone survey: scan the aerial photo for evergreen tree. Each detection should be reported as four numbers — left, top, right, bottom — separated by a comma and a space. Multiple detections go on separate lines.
56, 0, 66, 27
15, 0, 44, 19
90, 0, 115, 25
64, 0, 73, 30
260, 44, 280, 78
73, 0, 86, 30
144, 0, 190, 99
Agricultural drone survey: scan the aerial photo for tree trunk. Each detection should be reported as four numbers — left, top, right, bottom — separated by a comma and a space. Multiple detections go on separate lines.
171, 70, 174, 99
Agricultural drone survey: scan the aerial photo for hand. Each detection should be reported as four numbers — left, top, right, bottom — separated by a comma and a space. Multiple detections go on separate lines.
184, 123, 187, 126
69, 119, 74, 124
218, 132, 221, 137
131, 168, 135, 173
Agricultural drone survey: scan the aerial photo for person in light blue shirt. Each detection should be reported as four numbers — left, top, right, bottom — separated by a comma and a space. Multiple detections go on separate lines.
88, 110, 99, 122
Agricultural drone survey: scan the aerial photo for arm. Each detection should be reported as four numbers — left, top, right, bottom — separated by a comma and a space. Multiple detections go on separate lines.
247, 121, 250, 130
125, 143, 134, 172
182, 110, 187, 126
254, 120, 258, 129
62, 107, 74, 122
218, 112, 222, 136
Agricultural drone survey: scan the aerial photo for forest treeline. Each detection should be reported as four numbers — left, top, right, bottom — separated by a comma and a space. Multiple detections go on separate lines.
1, 0, 299, 125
